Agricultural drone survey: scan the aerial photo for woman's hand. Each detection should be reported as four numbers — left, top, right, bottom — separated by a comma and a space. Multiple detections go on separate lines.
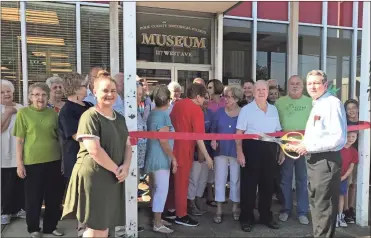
171, 158, 178, 174
116, 164, 130, 183
17, 164, 26, 179
205, 155, 214, 170
211, 140, 218, 150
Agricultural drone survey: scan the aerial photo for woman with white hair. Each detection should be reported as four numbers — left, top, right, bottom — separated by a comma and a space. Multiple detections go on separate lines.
167, 81, 182, 113
46, 74, 65, 113
1, 80, 26, 225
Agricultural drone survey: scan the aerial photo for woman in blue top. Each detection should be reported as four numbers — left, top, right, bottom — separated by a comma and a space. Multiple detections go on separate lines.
210, 85, 244, 224
145, 85, 177, 234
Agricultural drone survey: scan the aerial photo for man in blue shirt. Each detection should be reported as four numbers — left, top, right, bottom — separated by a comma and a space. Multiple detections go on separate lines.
288, 70, 347, 238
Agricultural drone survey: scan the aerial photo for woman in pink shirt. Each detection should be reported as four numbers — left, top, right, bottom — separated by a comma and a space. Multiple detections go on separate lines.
207, 79, 226, 112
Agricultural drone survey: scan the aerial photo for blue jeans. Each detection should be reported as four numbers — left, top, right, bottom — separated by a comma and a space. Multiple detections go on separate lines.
280, 156, 309, 217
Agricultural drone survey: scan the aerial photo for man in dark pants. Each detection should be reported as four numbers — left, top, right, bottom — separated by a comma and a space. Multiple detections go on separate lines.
236, 80, 284, 232
288, 70, 347, 237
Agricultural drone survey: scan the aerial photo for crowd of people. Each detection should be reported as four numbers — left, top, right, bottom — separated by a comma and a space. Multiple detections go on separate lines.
0, 66, 363, 238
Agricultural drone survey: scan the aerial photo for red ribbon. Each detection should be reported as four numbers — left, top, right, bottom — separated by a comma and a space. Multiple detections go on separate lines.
129, 121, 371, 145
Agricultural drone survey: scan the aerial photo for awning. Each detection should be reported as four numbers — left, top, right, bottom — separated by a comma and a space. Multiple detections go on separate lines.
135, 1, 239, 14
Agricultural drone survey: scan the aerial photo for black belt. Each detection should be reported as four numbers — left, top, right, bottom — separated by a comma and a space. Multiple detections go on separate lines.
306, 151, 341, 164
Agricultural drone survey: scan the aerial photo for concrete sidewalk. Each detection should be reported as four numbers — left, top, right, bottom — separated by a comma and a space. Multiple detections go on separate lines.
2, 200, 370, 238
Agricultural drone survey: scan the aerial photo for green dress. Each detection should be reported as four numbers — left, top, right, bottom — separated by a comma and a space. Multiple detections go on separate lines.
62, 108, 128, 230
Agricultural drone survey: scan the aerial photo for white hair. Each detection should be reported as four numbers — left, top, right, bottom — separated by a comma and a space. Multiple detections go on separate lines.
45, 74, 63, 88
0, 79, 15, 93
168, 81, 181, 92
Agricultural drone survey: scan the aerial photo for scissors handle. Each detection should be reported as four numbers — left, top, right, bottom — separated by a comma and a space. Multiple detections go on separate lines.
280, 131, 304, 159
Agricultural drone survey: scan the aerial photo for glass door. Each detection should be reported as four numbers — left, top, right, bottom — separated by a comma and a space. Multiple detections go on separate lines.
136, 62, 174, 93
175, 65, 212, 96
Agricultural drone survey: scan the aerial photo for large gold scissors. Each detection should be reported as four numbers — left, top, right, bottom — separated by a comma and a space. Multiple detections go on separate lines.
257, 132, 304, 159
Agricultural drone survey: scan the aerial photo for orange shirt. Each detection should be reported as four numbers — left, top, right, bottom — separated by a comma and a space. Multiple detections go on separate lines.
170, 98, 205, 166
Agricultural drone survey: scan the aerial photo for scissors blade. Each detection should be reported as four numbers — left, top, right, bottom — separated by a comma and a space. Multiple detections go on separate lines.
257, 133, 280, 143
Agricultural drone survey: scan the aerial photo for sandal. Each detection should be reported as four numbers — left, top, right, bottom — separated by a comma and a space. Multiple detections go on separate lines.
206, 200, 217, 207
213, 213, 223, 224
232, 210, 240, 221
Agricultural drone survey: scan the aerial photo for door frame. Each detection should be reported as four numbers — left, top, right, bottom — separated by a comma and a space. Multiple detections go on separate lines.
136, 62, 212, 82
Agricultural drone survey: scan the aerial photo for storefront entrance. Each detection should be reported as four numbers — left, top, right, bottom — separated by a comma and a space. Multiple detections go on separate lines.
137, 62, 212, 95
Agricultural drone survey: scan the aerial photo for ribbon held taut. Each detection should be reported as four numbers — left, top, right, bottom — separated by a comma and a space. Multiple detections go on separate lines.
129, 121, 371, 145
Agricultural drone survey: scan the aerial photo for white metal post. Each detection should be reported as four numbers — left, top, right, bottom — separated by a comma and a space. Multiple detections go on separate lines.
252, 1, 257, 81
321, 1, 328, 71
76, 2, 81, 74
20, 1, 28, 105
123, 1, 138, 237
356, 0, 370, 227
287, 1, 299, 77
216, 13, 223, 81
110, 1, 120, 76
350, 1, 358, 99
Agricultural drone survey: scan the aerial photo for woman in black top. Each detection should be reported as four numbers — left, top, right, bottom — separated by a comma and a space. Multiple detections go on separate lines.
58, 73, 93, 237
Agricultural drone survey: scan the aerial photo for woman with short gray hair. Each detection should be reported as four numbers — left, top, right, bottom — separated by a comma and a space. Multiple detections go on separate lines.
13, 82, 63, 237
167, 82, 182, 113
210, 85, 243, 224
1, 80, 26, 225
46, 75, 65, 113
145, 85, 177, 234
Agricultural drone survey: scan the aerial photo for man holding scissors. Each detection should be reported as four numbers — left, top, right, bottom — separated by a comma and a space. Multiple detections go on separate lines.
288, 70, 347, 237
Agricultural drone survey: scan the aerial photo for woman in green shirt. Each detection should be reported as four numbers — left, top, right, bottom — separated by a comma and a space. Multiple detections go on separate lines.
62, 71, 132, 238
13, 82, 63, 238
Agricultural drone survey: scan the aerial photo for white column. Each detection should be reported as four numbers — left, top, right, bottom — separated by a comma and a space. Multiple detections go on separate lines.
287, 1, 299, 77
356, 0, 370, 227
123, 1, 138, 237
76, 2, 81, 74
215, 13, 223, 81
110, 2, 120, 76
321, 1, 328, 71
350, 1, 359, 99
20, 1, 28, 105
252, 1, 257, 81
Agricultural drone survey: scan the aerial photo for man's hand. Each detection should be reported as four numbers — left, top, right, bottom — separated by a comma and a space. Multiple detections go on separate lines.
171, 158, 178, 174
211, 140, 218, 150
116, 164, 129, 183
198, 150, 205, 163
278, 151, 285, 165
287, 143, 307, 157
237, 151, 246, 167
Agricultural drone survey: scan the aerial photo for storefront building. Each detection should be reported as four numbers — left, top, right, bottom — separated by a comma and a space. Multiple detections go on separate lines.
1, 1, 370, 235
1, 1, 366, 104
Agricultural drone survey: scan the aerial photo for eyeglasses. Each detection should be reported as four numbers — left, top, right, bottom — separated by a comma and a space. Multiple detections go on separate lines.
225, 95, 235, 99
52, 85, 63, 90
31, 93, 48, 98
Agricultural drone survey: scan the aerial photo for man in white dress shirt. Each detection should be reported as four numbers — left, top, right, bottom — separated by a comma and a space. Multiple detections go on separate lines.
288, 70, 347, 238
236, 80, 283, 232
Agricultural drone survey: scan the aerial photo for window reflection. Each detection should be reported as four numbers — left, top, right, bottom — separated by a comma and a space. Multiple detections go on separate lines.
223, 19, 252, 85
298, 26, 322, 80
326, 28, 352, 103
257, 22, 288, 89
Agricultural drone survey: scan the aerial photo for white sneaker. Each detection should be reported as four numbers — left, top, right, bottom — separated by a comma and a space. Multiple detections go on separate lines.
1, 215, 11, 225
153, 225, 174, 234
339, 214, 348, 228
279, 213, 289, 222
298, 215, 309, 225
16, 209, 26, 219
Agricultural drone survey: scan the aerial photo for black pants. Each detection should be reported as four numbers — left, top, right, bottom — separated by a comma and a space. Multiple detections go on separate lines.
24, 161, 63, 233
307, 151, 341, 238
240, 140, 277, 223
1, 168, 25, 215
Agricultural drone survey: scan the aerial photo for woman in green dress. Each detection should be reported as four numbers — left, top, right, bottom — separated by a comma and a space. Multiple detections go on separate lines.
62, 71, 132, 238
